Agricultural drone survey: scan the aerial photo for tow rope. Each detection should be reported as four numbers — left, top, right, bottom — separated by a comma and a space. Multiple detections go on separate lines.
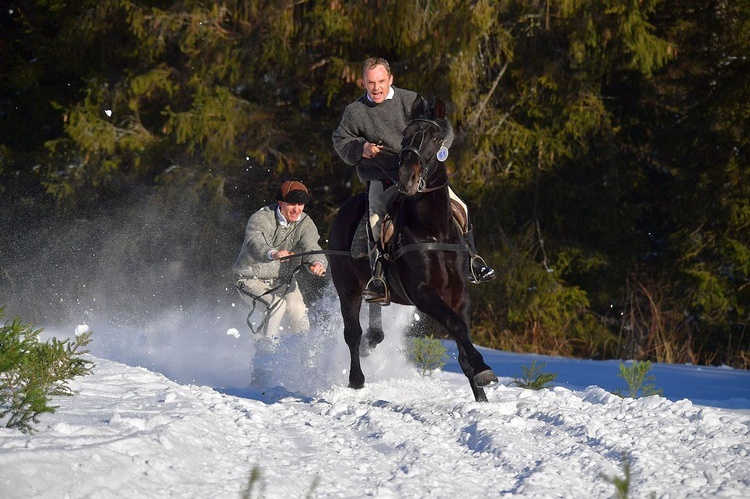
235, 264, 306, 336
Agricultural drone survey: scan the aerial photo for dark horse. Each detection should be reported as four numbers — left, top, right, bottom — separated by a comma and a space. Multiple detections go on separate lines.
328, 96, 498, 402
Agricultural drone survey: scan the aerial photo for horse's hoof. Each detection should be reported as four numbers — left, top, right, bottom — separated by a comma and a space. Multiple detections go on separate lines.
360, 331, 384, 357
367, 329, 385, 346
474, 369, 498, 387
348, 381, 364, 390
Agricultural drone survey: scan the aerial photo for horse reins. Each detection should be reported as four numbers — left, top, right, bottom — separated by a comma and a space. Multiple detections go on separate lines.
275, 243, 469, 263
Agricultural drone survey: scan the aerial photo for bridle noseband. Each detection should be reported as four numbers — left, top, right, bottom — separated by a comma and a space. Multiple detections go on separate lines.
399, 118, 446, 193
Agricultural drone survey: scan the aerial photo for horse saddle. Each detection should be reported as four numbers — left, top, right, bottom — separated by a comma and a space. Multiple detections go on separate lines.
349, 199, 468, 260
349, 214, 391, 260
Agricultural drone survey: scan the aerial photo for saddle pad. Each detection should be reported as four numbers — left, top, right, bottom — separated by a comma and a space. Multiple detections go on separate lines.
351, 215, 369, 259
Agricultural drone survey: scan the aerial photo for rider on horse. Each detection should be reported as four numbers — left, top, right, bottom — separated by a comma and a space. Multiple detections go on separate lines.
332, 57, 496, 304
328, 93, 499, 401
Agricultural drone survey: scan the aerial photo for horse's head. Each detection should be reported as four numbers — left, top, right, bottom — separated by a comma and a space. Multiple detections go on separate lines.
397, 96, 451, 196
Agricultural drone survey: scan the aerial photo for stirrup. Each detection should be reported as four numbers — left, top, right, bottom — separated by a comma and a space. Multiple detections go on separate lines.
363, 276, 390, 306
468, 255, 496, 284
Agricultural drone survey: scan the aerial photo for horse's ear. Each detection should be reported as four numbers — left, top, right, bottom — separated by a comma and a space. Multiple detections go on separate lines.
434, 98, 446, 119
411, 94, 425, 115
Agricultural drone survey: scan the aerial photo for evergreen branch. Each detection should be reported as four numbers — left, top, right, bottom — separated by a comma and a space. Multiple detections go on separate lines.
467, 61, 509, 128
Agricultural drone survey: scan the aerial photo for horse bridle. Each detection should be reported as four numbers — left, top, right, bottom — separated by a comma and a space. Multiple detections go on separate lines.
399, 118, 446, 193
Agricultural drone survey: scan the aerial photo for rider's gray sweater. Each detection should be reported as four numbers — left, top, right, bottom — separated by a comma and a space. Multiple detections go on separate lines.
333, 87, 452, 183
232, 204, 327, 280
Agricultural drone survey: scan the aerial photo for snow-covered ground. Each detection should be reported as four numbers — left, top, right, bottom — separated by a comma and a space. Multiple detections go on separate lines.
1, 294, 749, 498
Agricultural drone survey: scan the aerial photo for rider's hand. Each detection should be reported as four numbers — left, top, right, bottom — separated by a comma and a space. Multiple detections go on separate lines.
273, 250, 294, 259
363, 141, 382, 159
309, 262, 326, 276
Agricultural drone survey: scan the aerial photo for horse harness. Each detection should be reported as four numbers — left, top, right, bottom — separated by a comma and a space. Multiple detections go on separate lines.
399, 118, 449, 193
387, 118, 470, 260
235, 264, 305, 335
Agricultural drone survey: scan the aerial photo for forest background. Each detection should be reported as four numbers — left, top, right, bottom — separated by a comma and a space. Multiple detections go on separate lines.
1, 0, 748, 368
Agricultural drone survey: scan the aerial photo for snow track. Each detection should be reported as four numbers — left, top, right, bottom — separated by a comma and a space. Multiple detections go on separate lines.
1, 357, 749, 498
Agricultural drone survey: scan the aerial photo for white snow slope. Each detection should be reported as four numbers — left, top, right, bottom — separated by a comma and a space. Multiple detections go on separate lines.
1, 300, 749, 499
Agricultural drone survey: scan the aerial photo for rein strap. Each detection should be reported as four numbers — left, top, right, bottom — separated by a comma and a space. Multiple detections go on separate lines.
387, 242, 469, 261
276, 249, 353, 261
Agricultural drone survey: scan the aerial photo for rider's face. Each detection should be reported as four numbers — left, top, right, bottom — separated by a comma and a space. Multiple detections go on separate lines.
278, 201, 304, 222
363, 64, 393, 104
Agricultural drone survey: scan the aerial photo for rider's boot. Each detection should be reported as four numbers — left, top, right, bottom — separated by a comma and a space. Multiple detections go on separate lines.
465, 226, 497, 284
363, 243, 390, 305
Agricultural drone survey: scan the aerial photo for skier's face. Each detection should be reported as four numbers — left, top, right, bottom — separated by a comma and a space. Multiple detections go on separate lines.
278, 201, 304, 222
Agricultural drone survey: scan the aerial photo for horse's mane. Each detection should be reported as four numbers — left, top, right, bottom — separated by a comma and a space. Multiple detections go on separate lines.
410, 95, 453, 141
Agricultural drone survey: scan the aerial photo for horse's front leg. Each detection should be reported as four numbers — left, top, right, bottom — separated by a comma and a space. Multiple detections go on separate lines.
412, 288, 497, 401
340, 295, 366, 389
455, 291, 498, 397
449, 316, 498, 400
458, 346, 498, 402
